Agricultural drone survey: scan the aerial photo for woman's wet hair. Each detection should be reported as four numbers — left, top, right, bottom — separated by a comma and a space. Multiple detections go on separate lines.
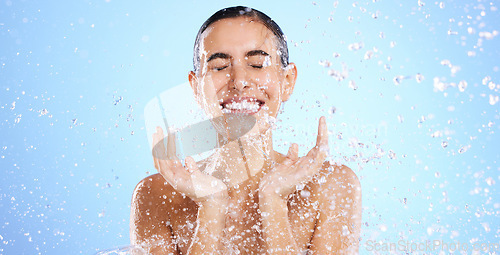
193, 6, 289, 73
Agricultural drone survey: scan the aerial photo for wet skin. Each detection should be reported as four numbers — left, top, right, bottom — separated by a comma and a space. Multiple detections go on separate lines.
130, 17, 362, 254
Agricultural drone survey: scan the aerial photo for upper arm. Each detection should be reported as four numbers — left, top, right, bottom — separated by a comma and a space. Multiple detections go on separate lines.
130, 174, 177, 254
309, 164, 362, 254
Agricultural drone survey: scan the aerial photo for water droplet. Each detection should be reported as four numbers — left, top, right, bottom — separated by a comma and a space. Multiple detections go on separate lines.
418, 0, 425, 7
439, 2, 445, 9
342, 225, 350, 236
337, 132, 343, 140
388, 150, 396, 159
327, 69, 346, 81
300, 190, 311, 198
458, 80, 467, 92
364, 50, 374, 60
458, 146, 468, 154
397, 115, 404, 123
482, 76, 491, 85
485, 177, 495, 186
393, 75, 405, 85
441, 141, 448, 148
427, 227, 434, 235
379, 224, 387, 232
418, 116, 426, 123
435, 172, 441, 178
489, 95, 499, 105
211, 180, 218, 187
263, 56, 272, 67
431, 130, 443, 138
415, 73, 424, 83
348, 42, 363, 51
488, 81, 496, 90
482, 222, 491, 232
329, 106, 336, 115
479, 31, 498, 40
319, 60, 331, 67
113, 96, 123, 105
348, 80, 358, 90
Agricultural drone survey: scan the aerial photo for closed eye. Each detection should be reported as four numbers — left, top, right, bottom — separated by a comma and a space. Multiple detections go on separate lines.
250, 64, 263, 69
214, 65, 229, 71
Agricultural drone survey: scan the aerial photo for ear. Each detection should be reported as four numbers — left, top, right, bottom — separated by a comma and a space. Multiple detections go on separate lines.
281, 63, 297, 102
188, 71, 200, 103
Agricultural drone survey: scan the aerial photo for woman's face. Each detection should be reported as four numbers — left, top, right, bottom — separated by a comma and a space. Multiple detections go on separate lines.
189, 16, 297, 134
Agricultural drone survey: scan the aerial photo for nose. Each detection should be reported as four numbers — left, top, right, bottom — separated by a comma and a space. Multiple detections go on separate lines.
229, 64, 250, 92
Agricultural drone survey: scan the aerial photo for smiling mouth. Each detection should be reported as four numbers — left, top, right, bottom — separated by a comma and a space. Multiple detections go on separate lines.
220, 97, 265, 115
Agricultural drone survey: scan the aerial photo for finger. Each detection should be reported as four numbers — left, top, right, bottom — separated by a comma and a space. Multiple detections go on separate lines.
283, 143, 299, 166
315, 116, 328, 148
152, 127, 159, 157
166, 128, 179, 160
289, 143, 299, 161
153, 126, 168, 160
153, 156, 159, 171
152, 128, 164, 168
184, 156, 198, 174
158, 159, 174, 181
315, 116, 329, 159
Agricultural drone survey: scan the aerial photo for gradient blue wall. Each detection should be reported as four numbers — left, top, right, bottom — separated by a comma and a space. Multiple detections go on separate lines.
0, 0, 498, 254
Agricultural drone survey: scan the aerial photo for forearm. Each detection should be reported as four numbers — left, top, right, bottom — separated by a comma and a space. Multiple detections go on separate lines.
259, 193, 300, 255
187, 198, 228, 254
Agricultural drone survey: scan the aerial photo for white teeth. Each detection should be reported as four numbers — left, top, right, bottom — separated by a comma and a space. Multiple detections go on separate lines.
223, 100, 261, 112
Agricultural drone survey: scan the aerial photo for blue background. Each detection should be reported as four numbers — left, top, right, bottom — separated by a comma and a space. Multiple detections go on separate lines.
0, 0, 498, 254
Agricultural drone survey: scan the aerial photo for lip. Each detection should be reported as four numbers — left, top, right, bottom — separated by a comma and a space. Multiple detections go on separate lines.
220, 97, 265, 115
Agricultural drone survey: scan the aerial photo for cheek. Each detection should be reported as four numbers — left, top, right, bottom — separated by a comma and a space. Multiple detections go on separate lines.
259, 73, 283, 98
202, 73, 229, 95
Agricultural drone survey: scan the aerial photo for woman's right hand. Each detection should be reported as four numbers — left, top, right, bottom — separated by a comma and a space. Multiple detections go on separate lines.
152, 126, 228, 203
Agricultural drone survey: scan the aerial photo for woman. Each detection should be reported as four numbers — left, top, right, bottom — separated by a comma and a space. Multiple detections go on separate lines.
131, 6, 361, 254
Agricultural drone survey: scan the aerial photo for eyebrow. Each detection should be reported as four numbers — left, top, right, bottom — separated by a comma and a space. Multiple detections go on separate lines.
207, 52, 230, 62
206, 50, 270, 62
246, 50, 269, 57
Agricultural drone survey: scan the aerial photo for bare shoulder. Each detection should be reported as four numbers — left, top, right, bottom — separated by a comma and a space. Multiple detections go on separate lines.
309, 161, 362, 206
131, 173, 171, 228
306, 162, 362, 253
132, 173, 173, 207
131, 173, 190, 215
130, 173, 195, 253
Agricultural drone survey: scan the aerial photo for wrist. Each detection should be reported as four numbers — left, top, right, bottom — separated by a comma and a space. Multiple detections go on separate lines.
258, 181, 286, 200
258, 189, 287, 212
199, 195, 228, 210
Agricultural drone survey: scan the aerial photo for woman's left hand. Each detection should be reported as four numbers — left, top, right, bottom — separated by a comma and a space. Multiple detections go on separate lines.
259, 116, 329, 198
